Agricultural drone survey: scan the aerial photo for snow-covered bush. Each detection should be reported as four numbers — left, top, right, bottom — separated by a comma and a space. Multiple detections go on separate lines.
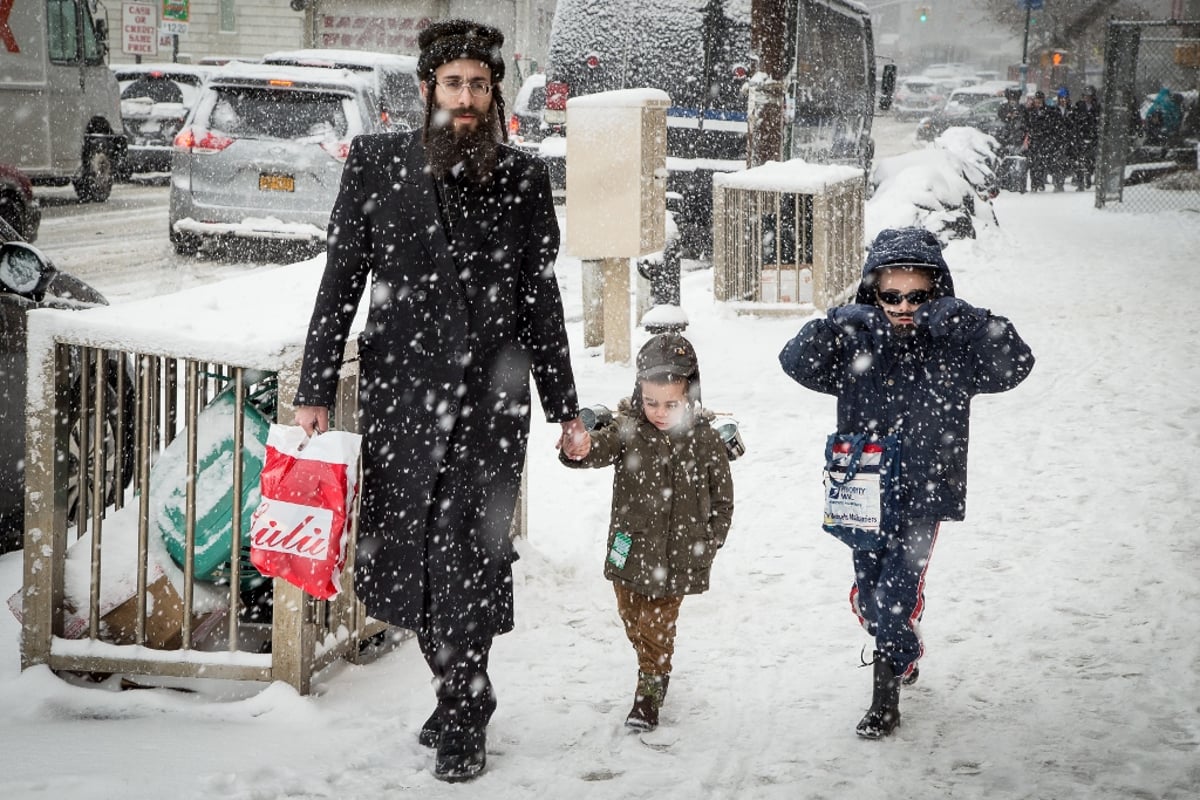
934, 126, 1002, 199
867, 126, 1002, 243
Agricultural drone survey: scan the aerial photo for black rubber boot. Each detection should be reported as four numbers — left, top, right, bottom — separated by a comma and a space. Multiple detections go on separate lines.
625, 672, 667, 732
856, 651, 902, 739
419, 708, 440, 748
419, 692, 497, 748
416, 634, 494, 751
434, 711, 487, 782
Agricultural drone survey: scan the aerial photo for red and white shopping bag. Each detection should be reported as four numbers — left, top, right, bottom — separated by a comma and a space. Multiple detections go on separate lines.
250, 424, 362, 599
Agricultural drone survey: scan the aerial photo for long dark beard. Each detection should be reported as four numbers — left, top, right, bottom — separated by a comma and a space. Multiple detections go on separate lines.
424, 105, 501, 183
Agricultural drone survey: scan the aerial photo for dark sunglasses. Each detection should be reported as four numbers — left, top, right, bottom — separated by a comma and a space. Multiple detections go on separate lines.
877, 289, 931, 306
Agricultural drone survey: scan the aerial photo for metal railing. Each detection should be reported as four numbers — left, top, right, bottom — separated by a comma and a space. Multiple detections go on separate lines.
712, 171, 865, 312
21, 332, 385, 694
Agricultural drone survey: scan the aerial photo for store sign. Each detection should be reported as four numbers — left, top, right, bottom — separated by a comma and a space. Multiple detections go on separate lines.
319, 15, 431, 51
123, 2, 158, 56
162, 0, 189, 22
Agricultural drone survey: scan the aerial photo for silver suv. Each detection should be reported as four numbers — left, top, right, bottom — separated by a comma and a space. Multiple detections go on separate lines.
261, 48, 423, 133
169, 62, 382, 256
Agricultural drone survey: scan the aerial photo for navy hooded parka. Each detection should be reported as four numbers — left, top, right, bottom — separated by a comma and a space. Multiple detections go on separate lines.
778, 228, 1034, 523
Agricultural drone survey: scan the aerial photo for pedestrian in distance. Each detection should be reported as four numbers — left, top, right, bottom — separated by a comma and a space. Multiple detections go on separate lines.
1143, 87, 1182, 145
1072, 85, 1102, 191
1023, 91, 1055, 191
996, 86, 1026, 153
1050, 87, 1073, 192
996, 87, 1029, 193
293, 18, 589, 783
778, 227, 1034, 739
559, 334, 735, 733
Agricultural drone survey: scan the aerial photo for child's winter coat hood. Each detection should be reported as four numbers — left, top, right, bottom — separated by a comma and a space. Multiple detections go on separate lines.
854, 227, 957, 304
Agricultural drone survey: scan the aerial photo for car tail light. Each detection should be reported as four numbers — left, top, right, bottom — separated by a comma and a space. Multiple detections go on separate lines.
508, 114, 520, 136
321, 141, 351, 162
173, 128, 236, 153
546, 81, 569, 111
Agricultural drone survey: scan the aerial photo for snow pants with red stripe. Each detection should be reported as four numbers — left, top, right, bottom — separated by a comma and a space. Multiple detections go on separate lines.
850, 517, 940, 678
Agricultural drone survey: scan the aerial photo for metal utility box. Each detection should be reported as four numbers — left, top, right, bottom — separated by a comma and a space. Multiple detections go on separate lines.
565, 89, 669, 259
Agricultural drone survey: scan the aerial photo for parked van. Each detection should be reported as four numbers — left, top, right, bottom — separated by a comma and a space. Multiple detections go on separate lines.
544, 0, 874, 255
113, 63, 211, 176
0, 0, 126, 202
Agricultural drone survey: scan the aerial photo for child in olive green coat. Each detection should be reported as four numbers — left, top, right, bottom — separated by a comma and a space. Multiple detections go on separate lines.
560, 334, 734, 731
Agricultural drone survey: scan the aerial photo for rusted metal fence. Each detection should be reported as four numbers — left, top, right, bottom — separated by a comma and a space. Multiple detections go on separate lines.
20, 301, 387, 694
712, 166, 864, 313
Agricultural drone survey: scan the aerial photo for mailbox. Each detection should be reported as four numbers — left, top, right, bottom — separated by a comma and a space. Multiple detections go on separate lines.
565, 89, 669, 259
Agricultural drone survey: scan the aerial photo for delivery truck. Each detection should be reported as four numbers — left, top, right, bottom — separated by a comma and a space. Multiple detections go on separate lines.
0, 0, 126, 202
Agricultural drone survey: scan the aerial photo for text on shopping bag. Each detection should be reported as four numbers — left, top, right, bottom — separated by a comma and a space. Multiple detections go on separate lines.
250, 498, 336, 559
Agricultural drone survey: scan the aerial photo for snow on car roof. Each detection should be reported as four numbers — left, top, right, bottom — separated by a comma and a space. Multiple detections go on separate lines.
261, 48, 418, 71
111, 62, 211, 79
206, 61, 374, 91
514, 73, 547, 109
949, 80, 1018, 99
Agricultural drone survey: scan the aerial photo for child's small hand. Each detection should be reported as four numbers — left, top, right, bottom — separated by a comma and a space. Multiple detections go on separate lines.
558, 417, 591, 460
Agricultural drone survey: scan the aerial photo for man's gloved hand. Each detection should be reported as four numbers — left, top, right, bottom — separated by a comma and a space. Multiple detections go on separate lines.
828, 303, 889, 332
914, 297, 984, 337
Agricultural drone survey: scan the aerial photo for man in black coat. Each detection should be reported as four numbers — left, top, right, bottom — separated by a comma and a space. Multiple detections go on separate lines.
778, 228, 1034, 739
1049, 87, 1073, 191
294, 19, 587, 782
1024, 91, 1056, 191
1072, 86, 1102, 190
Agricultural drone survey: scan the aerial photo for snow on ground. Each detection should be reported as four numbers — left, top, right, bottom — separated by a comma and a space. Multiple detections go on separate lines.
2, 189, 1199, 799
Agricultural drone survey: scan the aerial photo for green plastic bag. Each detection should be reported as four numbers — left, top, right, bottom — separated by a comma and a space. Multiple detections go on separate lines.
150, 388, 271, 589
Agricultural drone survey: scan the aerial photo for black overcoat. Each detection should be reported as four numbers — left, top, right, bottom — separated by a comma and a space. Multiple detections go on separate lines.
295, 133, 578, 644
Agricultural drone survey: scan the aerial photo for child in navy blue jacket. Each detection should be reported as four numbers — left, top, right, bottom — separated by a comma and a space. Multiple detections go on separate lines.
779, 227, 1034, 739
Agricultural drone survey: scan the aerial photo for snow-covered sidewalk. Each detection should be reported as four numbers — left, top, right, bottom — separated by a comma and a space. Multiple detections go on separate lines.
1, 190, 1198, 799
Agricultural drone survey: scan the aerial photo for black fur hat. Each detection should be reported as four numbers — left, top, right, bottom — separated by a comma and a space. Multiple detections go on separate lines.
417, 19, 505, 83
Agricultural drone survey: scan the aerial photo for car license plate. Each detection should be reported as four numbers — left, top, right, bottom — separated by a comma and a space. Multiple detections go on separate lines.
259, 173, 295, 192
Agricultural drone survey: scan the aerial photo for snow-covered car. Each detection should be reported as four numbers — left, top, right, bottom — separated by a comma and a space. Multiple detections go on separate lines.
941, 82, 1013, 121
0, 163, 40, 243
260, 48, 423, 133
509, 73, 547, 145
892, 78, 948, 121
916, 95, 1009, 142
168, 62, 384, 257
113, 63, 210, 176
0, 230, 134, 553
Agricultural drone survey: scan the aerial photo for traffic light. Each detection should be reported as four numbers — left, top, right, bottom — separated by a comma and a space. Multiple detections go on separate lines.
917, 5, 930, 23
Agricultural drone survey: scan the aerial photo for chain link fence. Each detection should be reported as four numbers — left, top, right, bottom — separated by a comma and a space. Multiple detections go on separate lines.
1096, 19, 1200, 212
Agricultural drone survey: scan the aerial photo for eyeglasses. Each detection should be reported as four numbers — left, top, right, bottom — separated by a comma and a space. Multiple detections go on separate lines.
434, 78, 493, 97
877, 289, 931, 306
